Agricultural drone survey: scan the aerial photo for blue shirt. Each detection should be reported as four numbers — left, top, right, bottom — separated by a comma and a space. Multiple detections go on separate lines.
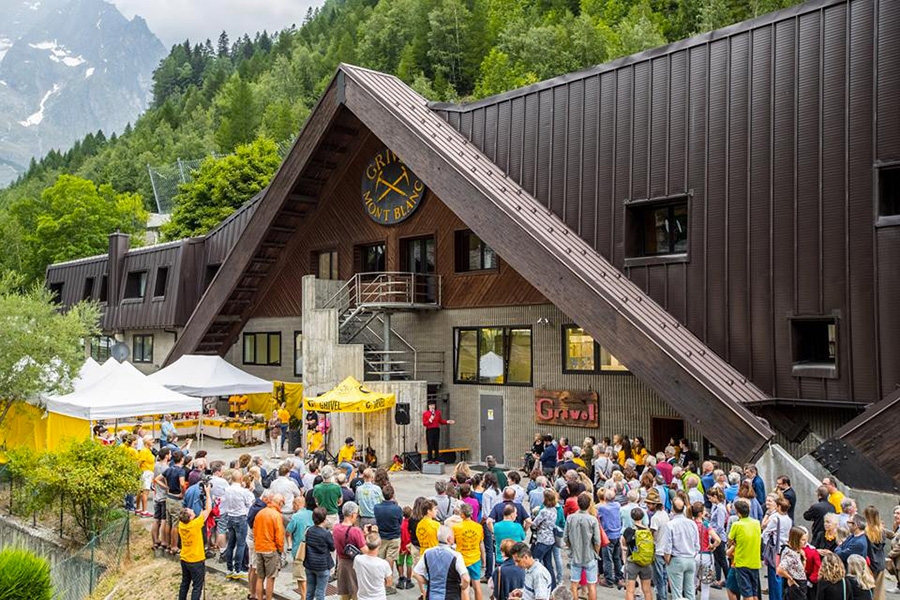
492, 558, 525, 600
597, 502, 623, 540
489, 501, 528, 526
374, 500, 403, 540
182, 483, 202, 515
161, 420, 176, 441
493, 521, 526, 562
355, 482, 384, 518
836, 534, 869, 564
539, 446, 557, 470
725, 484, 739, 504
287, 509, 314, 559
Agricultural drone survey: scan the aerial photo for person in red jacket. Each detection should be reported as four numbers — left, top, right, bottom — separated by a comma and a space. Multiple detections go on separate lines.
423, 400, 454, 463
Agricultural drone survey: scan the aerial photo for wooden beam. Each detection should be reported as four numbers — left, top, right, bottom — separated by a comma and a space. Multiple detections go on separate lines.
287, 193, 317, 205
330, 125, 358, 137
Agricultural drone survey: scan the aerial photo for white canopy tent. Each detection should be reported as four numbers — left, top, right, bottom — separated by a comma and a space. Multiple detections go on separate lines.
148, 355, 272, 397
44, 359, 201, 420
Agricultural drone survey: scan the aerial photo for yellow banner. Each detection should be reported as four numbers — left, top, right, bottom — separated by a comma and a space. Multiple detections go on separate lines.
235, 381, 304, 418
303, 376, 395, 414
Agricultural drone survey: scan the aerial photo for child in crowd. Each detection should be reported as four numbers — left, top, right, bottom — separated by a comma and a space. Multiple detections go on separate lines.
397, 506, 413, 589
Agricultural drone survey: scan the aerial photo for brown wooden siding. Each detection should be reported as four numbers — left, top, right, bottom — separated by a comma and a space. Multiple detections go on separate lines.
114, 243, 183, 329
433, 0, 897, 405
45, 256, 107, 306
251, 129, 547, 318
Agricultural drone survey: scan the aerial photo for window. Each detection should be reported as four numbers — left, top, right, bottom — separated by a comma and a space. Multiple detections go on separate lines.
99, 275, 108, 303
357, 243, 386, 272
204, 264, 221, 290
154, 267, 169, 298
561, 325, 628, 373
90, 335, 114, 362
133, 334, 153, 363
48, 282, 64, 304
879, 165, 900, 217
626, 199, 688, 257
791, 317, 837, 377
454, 326, 532, 385
402, 237, 435, 273
82, 277, 95, 301
316, 250, 339, 280
243, 332, 281, 366
294, 331, 303, 377
124, 271, 147, 299
455, 230, 496, 272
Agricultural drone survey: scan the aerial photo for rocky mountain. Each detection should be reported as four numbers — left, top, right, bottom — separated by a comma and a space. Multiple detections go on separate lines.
0, 0, 165, 186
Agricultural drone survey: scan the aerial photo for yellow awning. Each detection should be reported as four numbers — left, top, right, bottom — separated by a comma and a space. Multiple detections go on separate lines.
303, 377, 395, 414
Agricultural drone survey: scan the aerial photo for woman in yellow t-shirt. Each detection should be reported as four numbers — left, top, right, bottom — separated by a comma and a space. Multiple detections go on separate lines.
307, 429, 324, 459
631, 436, 649, 466
136, 435, 155, 517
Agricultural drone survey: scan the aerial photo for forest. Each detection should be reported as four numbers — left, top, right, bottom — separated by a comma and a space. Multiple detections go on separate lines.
0, 0, 801, 284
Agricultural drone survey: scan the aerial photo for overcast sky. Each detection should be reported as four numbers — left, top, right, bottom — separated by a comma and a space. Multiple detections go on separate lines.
113, 0, 324, 47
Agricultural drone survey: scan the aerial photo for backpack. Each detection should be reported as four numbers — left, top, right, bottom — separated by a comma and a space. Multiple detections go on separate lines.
262, 469, 277, 489
631, 528, 655, 567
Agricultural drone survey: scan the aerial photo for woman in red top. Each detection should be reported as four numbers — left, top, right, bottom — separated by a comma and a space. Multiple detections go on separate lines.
802, 526, 823, 600
422, 400, 454, 463
692, 502, 721, 600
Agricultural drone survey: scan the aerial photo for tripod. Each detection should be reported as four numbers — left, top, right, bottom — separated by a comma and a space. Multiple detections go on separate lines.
400, 423, 421, 472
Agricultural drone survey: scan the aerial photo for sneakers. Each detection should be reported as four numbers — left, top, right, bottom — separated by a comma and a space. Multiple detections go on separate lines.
225, 571, 235, 579
386, 586, 398, 595
233, 571, 248, 581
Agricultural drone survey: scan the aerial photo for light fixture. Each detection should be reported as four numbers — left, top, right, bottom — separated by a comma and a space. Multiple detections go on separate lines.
536, 317, 551, 326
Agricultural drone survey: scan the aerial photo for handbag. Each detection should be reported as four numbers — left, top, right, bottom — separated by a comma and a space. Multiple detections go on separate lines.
700, 553, 716, 584
763, 515, 782, 568
344, 542, 362, 560
295, 541, 307, 562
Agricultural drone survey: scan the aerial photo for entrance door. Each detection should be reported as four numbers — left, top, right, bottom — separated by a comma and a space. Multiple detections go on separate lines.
480, 394, 504, 464
403, 236, 436, 302
651, 417, 684, 455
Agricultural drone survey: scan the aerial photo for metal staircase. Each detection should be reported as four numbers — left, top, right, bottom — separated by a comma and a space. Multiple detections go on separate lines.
323, 272, 444, 384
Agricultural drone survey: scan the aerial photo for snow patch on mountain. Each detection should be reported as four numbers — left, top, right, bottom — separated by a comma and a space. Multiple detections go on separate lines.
28, 39, 85, 66
18, 83, 60, 127
0, 37, 12, 63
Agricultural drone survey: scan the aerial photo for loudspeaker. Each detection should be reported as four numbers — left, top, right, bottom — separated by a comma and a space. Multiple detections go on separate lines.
402, 451, 422, 472
395, 403, 410, 425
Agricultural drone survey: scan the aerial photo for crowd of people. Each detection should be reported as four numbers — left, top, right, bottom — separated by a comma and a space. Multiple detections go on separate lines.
114, 424, 900, 600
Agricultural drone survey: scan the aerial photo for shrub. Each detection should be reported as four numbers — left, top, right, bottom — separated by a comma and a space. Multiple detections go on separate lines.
0, 548, 53, 600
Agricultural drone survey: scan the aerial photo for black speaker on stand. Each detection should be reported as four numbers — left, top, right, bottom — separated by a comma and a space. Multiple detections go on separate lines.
395, 403, 410, 425
394, 403, 420, 472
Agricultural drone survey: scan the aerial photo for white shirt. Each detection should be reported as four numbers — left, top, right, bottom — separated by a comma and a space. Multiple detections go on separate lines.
269, 476, 301, 513
353, 553, 393, 600
650, 510, 670, 556
302, 472, 317, 491
482, 488, 503, 519
413, 545, 469, 582
220, 482, 255, 517
511, 484, 526, 505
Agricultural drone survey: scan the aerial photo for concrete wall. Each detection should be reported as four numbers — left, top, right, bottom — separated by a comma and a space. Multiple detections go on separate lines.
223, 316, 303, 382
126, 329, 178, 374
758, 444, 900, 527
0, 515, 98, 600
299, 275, 429, 463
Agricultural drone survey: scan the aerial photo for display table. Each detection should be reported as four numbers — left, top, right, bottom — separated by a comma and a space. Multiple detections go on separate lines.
200, 417, 267, 442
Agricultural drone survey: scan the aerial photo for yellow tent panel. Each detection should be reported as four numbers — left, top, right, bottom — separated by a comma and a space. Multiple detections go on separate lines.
240, 381, 304, 418
303, 377, 395, 414
46, 412, 91, 449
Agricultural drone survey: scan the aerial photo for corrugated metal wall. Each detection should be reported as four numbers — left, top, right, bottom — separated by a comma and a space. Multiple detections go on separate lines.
433, 0, 897, 406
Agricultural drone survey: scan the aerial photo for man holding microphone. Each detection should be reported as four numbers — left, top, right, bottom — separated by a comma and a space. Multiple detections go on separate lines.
423, 399, 454, 463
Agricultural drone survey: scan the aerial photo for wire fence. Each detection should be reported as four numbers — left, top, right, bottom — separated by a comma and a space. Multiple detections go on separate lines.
147, 156, 212, 214
0, 464, 131, 600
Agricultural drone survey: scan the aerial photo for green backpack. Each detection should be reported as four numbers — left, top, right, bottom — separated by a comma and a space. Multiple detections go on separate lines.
631, 528, 655, 567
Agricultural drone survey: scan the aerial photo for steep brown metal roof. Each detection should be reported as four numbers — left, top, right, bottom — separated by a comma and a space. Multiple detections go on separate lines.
338, 64, 773, 461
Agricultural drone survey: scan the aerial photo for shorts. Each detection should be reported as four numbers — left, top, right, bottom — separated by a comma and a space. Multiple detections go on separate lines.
397, 552, 412, 567
293, 558, 307, 581
467, 561, 482, 580
141, 471, 153, 491
165, 497, 183, 528
336, 557, 358, 596
256, 551, 281, 580
325, 514, 339, 529
378, 538, 401, 565
625, 560, 653, 582
153, 500, 166, 521
727, 567, 760, 599
570, 561, 599, 584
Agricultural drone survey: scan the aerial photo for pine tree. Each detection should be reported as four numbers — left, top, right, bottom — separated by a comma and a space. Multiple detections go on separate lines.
214, 74, 259, 152
217, 31, 230, 57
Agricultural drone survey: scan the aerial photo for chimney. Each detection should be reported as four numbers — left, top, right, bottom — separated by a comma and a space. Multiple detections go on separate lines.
105, 233, 130, 329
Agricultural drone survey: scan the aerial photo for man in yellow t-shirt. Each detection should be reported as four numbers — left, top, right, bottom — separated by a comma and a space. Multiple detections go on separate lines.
136, 435, 155, 518
823, 477, 845, 513
178, 483, 212, 600
416, 501, 441, 552
277, 404, 291, 453
452, 503, 485, 600
307, 429, 324, 458
337, 437, 363, 479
